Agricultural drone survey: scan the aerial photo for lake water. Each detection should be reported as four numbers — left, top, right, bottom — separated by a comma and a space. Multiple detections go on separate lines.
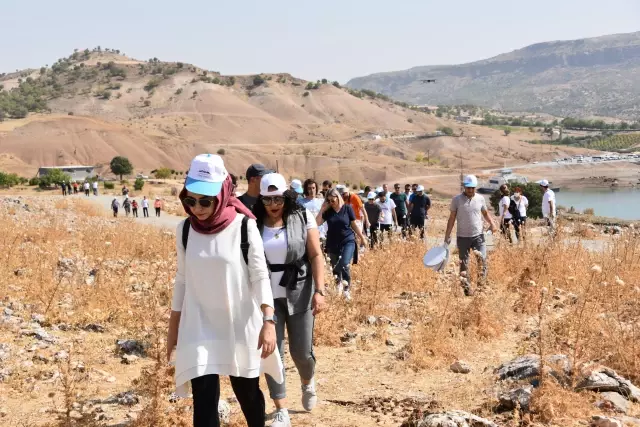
557, 188, 640, 220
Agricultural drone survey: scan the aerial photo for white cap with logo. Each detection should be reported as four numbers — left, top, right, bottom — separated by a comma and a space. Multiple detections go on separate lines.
463, 175, 478, 188
367, 191, 377, 199
185, 154, 228, 196
260, 173, 288, 196
539, 179, 549, 187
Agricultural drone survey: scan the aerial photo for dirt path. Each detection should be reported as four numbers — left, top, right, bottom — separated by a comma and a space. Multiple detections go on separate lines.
90, 195, 184, 230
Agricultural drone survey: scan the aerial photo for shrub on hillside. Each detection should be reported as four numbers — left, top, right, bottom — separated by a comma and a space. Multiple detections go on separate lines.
437, 126, 454, 136
0, 172, 21, 187
332, 81, 341, 88
103, 181, 115, 190
217, 148, 226, 155
134, 178, 145, 191
253, 75, 265, 86
155, 168, 172, 179
144, 77, 162, 92
306, 82, 314, 90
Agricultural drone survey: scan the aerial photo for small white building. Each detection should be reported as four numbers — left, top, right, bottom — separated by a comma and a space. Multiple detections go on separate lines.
38, 165, 96, 181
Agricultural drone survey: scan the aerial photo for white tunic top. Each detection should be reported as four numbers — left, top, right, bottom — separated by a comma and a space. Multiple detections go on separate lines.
171, 215, 274, 396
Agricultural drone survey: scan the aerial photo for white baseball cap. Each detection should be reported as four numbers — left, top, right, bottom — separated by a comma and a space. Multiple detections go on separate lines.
416, 185, 425, 192
185, 154, 228, 197
367, 191, 377, 199
336, 184, 347, 193
260, 173, 287, 196
463, 175, 478, 188
291, 179, 304, 194
539, 179, 549, 187
375, 186, 383, 193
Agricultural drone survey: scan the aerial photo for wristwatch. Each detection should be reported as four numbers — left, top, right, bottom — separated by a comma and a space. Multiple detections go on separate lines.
314, 289, 326, 296
263, 314, 277, 325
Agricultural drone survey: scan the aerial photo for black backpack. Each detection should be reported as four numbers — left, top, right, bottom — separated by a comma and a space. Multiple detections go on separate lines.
508, 199, 521, 219
182, 216, 250, 264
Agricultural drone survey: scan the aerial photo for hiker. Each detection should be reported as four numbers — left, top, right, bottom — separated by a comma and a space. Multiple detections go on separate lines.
131, 199, 139, 217
390, 183, 409, 237
404, 184, 412, 200
154, 197, 163, 217
73, 181, 78, 194
111, 198, 119, 217
168, 154, 276, 427
239, 164, 274, 210
498, 184, 513, 243
408, 185, 430, 239
123, 196, 131, 217
252, 173, 326, 427
316, 188, 367, 300
122, 185, 129, 196
444, 175, 497, 296
364, 191, 381, 249
301, 179, 326, 244
142, 196, 149, 217
320, 180, 332, 198
540, 179, 556, 233
336, 185, 369, 234
290, 179, 305, 207
92, 180, 98, 196
512, 187, 528, 241
376, 191, 397, 242
61, 181, 67, 196
83, 181, 90, 197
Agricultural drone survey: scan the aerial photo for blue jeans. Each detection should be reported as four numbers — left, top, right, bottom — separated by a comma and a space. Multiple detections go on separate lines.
328, 241, 356, 290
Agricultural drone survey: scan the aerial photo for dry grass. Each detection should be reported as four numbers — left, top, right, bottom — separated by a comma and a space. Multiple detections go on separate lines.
1, 198, 639, 426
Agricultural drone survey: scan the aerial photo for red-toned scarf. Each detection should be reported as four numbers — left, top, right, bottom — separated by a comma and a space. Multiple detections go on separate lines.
179, 176, 255, 234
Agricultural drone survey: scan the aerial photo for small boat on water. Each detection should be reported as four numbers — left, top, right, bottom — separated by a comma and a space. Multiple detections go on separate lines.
477, 168, 530, 194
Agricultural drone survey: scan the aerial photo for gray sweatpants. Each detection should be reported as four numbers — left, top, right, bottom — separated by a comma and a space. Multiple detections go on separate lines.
266, 298, 316, 400
457, 234, 487, 278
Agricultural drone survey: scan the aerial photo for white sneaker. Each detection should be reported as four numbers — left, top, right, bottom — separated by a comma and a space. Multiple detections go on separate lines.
271, 408, 291, 427
336, 281, 343, 295
301, 379, 317, 411
343, 290, 352, 301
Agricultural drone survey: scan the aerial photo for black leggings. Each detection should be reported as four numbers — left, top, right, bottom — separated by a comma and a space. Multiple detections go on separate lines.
155, 207, 161, 217
191, 374, 265, 427
143, 207, 149, 217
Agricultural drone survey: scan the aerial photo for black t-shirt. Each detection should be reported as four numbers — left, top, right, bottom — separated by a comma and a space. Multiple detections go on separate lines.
410, 194, 431, 219
238, 193, 258, 210
390, 192, 408, 216
322, 205, 356, 252
364, 203, 382, 225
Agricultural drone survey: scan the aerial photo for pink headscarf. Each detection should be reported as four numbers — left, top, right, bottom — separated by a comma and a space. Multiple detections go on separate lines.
179, 175, 255, 234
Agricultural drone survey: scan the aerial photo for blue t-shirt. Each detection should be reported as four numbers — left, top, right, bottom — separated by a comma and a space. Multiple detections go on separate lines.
322, 205, 356, 252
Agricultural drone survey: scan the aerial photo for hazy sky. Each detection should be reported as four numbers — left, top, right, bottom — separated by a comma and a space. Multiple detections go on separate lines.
1, 0, 638, 82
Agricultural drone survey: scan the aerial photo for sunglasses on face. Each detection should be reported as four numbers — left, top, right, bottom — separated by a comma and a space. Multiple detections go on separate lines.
328, 196, 339, 202
262, 196, 285, 206
183, 196, 216, 208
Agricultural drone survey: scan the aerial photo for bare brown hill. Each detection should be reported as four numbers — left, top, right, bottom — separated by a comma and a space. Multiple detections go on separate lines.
0, 49, 587, 183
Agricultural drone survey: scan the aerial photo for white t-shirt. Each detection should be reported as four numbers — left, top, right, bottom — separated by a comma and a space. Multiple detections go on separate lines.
302, 197, 326, 238
263, 210, 317, 300
512, 195, 529, 217
542, 189, 556, 218
142, 199, 149, 208
376, 198, 397, 225
92, 181, 98, 189
83, 182, 90, 190
499, 196, 512, 220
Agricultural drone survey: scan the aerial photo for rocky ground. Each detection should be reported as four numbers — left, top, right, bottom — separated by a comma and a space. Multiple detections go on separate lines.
0, 196, 639, 427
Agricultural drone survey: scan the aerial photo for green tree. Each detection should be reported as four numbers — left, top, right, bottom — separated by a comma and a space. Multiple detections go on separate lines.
437, 126, 454, 136
489, 182, 543, 219
39, 169, 71, 187
110, 156, 133, 180
332, 81, 341, 88
155, 167, 172, 179
504, 128, 512, 136
134, 178, 145, 191
321, 78, 328, 84
253, 75, 265, 86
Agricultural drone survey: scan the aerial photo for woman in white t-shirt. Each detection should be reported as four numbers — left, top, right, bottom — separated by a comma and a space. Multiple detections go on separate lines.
498, 184, 513, 243
511, 186, 529, 241
253, 173, 327, 427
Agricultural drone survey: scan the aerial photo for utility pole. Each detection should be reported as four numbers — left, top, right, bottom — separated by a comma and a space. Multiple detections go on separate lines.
276, 160, 279, 173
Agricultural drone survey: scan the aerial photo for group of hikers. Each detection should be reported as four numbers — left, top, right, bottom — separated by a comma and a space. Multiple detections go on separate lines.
162, 154, 558, 427
110, 186, 163, 218
60, 180, 99, 197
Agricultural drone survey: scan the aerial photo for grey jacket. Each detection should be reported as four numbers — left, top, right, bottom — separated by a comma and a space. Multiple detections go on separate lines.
259, 210, 314, 315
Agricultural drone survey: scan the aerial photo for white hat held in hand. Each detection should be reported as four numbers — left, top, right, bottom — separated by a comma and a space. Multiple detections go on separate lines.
260, 173, 288, 196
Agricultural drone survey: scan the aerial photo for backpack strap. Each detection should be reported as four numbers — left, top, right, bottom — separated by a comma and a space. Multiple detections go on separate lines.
302, 209, 308, 225
241, 216, 250, 265
182, 218, 190, 250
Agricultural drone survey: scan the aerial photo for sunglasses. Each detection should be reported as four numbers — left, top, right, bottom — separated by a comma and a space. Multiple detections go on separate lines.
262, 196, 285, 206
183, 196, 216, 208
328, 196, 339, 202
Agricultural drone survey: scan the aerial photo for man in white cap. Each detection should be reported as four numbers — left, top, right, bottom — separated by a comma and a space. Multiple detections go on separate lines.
408, 185, 430, 239
290, 178, 305, 207
539, 179, 556, 232
444, 174, 497, 296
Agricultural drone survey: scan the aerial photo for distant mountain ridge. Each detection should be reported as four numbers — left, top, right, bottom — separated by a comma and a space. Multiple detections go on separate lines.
347, 31, 640, 119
